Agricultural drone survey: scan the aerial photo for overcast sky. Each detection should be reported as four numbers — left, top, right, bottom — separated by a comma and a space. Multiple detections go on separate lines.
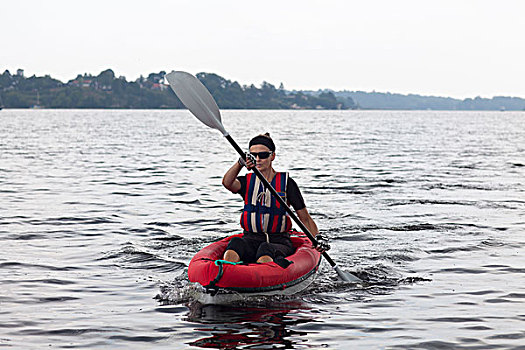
2, 0, 524, 98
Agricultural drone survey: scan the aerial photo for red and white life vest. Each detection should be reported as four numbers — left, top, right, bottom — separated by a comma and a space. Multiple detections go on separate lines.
240, 172, 292, 233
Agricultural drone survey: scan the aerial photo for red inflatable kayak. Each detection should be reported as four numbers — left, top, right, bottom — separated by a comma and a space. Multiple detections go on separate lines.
188, 231, 321, 304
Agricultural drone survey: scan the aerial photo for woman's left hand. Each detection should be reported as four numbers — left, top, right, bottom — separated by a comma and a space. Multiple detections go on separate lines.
315, 233, 330, 253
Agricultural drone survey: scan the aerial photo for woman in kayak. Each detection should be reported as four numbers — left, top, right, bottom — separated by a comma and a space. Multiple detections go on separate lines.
222, 133, 329, 265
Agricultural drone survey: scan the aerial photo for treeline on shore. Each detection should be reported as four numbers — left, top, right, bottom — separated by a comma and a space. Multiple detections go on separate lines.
0, 69, 346, 110
1, 69, 524, 110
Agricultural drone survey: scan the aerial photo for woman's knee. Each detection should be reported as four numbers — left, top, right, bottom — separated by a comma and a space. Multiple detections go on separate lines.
223, 249, 241, 262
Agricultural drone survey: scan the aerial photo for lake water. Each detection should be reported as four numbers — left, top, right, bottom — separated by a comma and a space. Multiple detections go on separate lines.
1, 109, 524, 349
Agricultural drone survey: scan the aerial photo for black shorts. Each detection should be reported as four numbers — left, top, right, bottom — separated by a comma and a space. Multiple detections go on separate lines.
226, 232, 294, 263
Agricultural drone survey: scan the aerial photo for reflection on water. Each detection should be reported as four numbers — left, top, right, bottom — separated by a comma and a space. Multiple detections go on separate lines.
1, 109, 524, 349
185, 302, 312, 349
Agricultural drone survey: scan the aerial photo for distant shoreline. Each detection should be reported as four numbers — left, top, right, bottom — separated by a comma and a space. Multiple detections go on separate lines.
2, 107, 523, 112
2, 69, 525, 111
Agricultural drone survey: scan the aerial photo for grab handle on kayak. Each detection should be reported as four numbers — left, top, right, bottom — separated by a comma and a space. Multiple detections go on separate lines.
214, 259, 243, 266
204, 260, 244, 295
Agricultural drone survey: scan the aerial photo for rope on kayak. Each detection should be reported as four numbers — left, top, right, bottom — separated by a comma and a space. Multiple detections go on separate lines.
213, 259, 243, 266
204, 259, 243, 295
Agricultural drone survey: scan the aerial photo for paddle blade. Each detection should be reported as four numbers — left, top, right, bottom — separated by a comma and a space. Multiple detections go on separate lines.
165, 71, 228, 136
333, 265, 361, 283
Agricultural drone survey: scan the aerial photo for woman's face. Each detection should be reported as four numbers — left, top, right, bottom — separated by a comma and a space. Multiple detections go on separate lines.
249, 144, 275, 172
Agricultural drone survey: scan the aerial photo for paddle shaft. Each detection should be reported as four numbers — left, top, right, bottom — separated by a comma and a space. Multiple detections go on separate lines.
224, 134, 338, 268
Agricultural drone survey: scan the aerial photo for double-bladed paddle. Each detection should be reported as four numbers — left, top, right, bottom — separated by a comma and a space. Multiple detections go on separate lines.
166, 71, 360, 283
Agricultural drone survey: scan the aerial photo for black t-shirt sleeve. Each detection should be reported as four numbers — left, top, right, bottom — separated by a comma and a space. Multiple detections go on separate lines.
236, 175, 246, 196
235, 175, 306, 211
287, 177, 306, 211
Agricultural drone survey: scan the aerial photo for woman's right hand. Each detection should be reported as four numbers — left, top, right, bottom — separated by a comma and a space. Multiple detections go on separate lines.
239, 152, 256, 170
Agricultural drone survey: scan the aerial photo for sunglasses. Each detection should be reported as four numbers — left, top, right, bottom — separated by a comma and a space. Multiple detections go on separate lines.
250, 151, 273, 159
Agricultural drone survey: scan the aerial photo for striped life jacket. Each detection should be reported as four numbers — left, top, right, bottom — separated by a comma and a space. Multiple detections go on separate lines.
240, 172, 293, 233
